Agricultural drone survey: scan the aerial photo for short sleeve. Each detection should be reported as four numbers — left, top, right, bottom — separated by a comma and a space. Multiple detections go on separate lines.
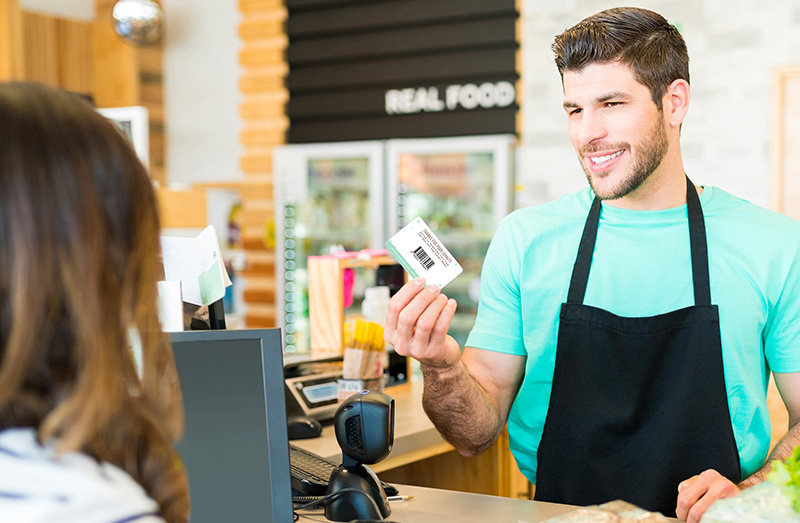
465, 215, 527, 355
764, 236, 800, 373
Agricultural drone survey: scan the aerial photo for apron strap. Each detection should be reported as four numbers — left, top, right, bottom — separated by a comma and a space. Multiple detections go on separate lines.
567, 177, 711, 306
686, 176, 711, 306
566, 197, 601, 304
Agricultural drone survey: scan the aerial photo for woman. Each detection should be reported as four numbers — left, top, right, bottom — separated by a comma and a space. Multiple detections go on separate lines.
0, 82, 190, 522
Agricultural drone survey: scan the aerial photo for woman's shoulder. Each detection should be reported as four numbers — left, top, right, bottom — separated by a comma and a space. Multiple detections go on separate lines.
0, 428, 164, 523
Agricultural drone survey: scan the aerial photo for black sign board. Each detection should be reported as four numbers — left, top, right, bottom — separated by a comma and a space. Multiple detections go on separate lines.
285, 0, 519, 143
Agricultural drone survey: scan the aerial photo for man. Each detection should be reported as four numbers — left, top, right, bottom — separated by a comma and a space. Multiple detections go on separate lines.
384, 7, 800, 522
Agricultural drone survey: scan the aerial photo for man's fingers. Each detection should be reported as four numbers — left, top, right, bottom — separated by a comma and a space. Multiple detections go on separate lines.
382, 279, 457, 362
384, 278, 426, 337
411, 293, 450, 345
429, 298, 457, 347
395, 285, 442, 341
676, 477, 701, 521
677, 475, 698, 493
686, 484, 735, 523
676, 470, 739, 523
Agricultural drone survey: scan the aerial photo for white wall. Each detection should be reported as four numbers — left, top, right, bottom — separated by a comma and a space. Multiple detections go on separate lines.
517, 0, 800, 210
162, 0, 243, 187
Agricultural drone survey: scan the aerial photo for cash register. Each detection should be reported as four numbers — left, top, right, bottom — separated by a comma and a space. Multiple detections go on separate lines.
283, 350, 408, 422
284, 354, 343, 422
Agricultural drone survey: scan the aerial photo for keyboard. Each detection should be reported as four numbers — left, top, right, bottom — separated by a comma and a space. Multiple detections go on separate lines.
289, 444, 398, 497
290, 444, 336, 496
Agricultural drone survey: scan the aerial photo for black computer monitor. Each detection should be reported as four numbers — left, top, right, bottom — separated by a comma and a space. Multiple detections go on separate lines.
169, 328, 292, 522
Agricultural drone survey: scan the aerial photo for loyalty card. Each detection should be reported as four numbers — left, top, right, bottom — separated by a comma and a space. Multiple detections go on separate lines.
385, 217, 463, 288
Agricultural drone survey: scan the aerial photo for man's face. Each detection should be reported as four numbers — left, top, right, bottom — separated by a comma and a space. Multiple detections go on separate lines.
562, 62, 669, 201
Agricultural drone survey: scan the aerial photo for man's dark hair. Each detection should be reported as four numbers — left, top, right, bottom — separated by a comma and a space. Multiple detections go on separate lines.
552, 7, 689, 109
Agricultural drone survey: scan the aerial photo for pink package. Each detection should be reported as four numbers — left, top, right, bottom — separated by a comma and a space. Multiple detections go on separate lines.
342, 268, 355, 308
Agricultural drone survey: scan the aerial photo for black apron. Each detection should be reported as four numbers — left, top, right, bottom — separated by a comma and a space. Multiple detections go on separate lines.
533, 178, 741, 516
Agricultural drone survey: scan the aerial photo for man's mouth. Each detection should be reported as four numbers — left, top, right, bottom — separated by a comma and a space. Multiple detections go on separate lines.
589, 150, 624, 164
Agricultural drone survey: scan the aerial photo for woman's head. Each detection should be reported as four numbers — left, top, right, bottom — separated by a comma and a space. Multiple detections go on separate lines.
0, 81, 187, 521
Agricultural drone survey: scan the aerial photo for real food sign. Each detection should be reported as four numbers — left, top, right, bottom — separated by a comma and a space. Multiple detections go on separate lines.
385, 82, 517, 115
285, 0, 519, 143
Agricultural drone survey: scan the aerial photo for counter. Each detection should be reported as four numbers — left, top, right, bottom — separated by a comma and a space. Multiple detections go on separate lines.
295, 484, 682, 522
293, 377, 531, 498
292, 381, 454, 473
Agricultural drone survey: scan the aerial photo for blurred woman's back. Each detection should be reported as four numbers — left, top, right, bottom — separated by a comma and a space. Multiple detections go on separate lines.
0, 81, 189, 523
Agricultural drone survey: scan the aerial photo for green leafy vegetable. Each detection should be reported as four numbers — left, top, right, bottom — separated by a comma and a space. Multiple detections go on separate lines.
767, 445, 800, 514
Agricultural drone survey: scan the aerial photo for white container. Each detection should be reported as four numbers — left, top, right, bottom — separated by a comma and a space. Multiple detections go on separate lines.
362, 286, 390, 326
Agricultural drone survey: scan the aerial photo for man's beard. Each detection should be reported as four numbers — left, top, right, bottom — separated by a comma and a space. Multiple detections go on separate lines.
581, 117, 669, 201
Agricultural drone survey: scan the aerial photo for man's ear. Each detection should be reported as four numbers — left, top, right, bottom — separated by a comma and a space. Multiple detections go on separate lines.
664, 79, 690, 127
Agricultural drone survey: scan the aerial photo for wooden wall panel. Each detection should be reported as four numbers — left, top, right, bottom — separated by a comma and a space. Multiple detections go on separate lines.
89, 0, 166, 185
241, 150, 274, 173
241, 65, 287, 92
2, 0, 166, 186
0, 0, 25, 80
239, 12, 285, 40
90, 0, 138, 107
58, 19, 93, 94
240, 0, 284, 13
22, 13, 59, 85
237, 0, 286, 328
516, 0, 522, 138
16, 12, 93, 95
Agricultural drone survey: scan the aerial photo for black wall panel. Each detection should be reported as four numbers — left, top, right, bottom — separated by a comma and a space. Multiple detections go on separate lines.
288, 74, 519, 120
285, 0, 519, 143
287, 17, 516, 66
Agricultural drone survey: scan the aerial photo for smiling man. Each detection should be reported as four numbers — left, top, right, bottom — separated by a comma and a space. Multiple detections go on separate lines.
564, 61, 673, 206
383, 7, 800, 522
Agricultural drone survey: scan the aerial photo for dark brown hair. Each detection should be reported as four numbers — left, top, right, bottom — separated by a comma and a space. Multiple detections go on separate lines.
552, 7, 689, 108
0, 82, 189, 522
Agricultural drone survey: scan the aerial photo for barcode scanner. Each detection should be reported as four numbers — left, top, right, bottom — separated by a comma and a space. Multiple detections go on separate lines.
324, 391, 395, 522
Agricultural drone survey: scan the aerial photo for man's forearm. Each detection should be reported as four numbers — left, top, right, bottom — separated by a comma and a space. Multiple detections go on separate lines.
739, 421, 800, 488
419, 360, 505, 457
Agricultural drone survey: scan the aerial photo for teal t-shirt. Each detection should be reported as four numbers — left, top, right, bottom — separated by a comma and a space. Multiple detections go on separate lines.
466, 186, 800, 483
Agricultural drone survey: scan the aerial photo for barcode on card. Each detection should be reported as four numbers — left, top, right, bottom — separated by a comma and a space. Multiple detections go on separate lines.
385, 216, 463, 289
412, 246, 435, 270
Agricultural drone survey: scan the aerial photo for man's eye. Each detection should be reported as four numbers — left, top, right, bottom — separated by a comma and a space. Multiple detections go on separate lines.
568, 108, 582, 116
606, 102, 622, 108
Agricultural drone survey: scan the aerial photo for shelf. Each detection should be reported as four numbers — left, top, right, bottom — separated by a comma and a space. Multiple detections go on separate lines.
293, 228, 369, 243
192, 176, 272, 191
307, 254, 395, 355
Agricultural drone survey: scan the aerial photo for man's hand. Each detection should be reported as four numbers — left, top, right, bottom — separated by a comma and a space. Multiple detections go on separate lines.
675, 469, 740, 522
383, 278, 460, 368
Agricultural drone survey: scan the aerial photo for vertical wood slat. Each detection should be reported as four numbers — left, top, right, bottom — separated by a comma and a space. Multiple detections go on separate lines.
58, 18, 93, 95
91, 0, 138, 108
17, 12, 93, 94
138, 44, 165, 184
87, 0, 166, 185
771, 67, 800, 215
515, 0, 523, 139
0, 0, 25, 80
4, 0, 165, 187
22, 12, 59, 85
240, 0, 284, 13
238, 0, 286, 328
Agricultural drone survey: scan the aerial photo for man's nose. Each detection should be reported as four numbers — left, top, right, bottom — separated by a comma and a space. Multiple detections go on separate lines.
576, 111, 607, 146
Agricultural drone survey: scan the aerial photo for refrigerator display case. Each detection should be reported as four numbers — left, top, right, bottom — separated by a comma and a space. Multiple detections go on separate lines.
386, 135, 515, 348
274, 135, 515, 354
273, 141, 384, 353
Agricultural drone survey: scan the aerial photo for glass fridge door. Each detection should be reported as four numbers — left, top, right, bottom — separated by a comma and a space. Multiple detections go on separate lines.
386, 135, 515, 348
274, 141, 384, 354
